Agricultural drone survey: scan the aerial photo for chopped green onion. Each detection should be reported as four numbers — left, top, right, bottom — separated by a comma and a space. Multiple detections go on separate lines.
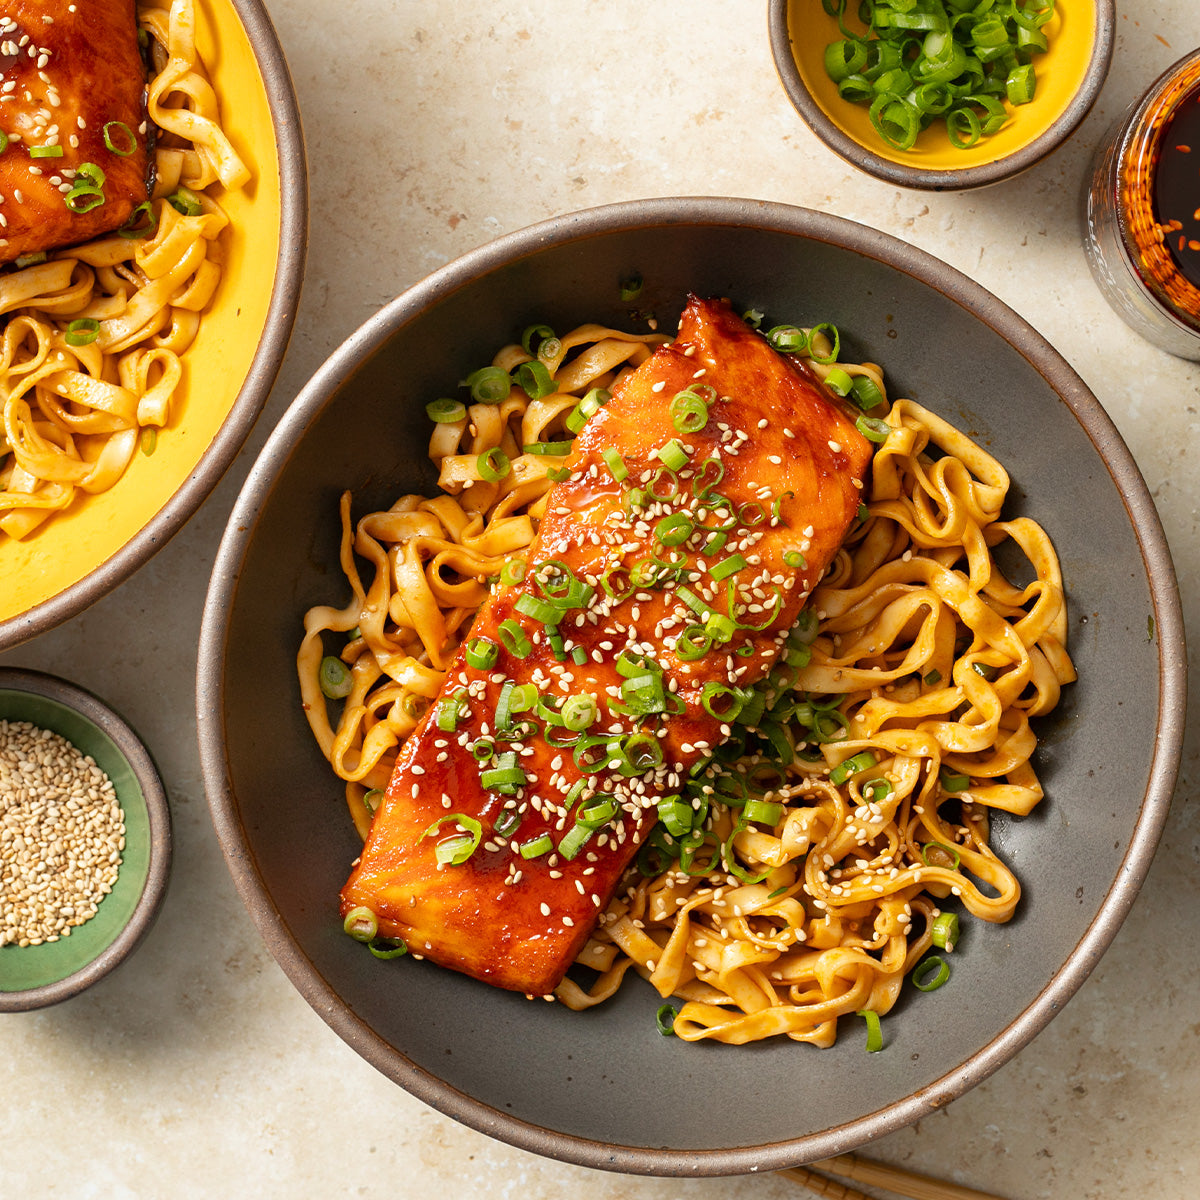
64, 184, 105, 213
562, 694, 597, 731
117, 200, 157, 239
65, 317, 100, 347
742, 307, 764, 328
744, 798, 784, 826
823, 366, 854, 396
701, 682, 745, 721
520, 323, 556, 355
857, 1008, 884, 1052
75, 162, 105, 188
30, 144, 64, 158
670, 389, 710, 433
765, 324, 808, 354
480, 761, 527, 794
435, 692, 465, 732
856, 414, 891, 444
363, 788, 384, 813
601, 447, 628, 481
0, 131, 7, 154
783, 550, 806, 569
319, 655, 353, 699
476, 447, 510, 482
939, 766, 971, 793
463, 365, 511, 404
514, 592, 561, 625
547, 467, 571, 483
523, 440, 573, 456
368, 937, 408, 960
830, 751, 878, 785
140, 428, 157, 456
656, 439, 689, 471
930, 911, 960, 951
14, 251, 46, 269
519, 832, 554, 859
807, 323, 841, 364
464, 636, 499, 670
654, 513, 693, 546
499, 559, 527, 587
423, 813, 483, 866
709, 554, 746, 581
657, 795, 694, 838
514, 359, 556, 400
497, 618, 531, 658
912, 955, 951, 992
557, 822, 592, 861
619, 273, 643, 301
103, 120, 138, 155
655, 1004, 678, 1036
167, 186, 203, 216
343, 906, 378, 942
426, 398, 466, 423
920, 841, 962, 870
923, 669, 942, 686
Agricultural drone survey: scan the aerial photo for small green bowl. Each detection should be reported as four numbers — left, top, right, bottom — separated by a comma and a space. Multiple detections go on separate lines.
0, 668, 170, 1010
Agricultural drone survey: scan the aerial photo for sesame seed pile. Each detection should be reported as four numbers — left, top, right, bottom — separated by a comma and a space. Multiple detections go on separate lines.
0, 719, 124, 948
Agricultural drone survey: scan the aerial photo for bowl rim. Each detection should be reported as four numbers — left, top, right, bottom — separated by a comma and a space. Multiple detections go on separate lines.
767, 0, 1116, 191
0, 0, 308, 653
0, 666, 172, 1011
197, 196, 1185, 1174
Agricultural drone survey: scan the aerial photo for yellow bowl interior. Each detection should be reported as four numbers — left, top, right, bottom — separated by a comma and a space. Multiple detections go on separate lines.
786, 0, 1097, 171
0, 0, 282, 623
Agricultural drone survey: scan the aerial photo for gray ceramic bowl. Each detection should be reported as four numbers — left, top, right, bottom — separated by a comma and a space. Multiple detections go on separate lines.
0, 668, 171, 1011
197, 198, 1183, 1174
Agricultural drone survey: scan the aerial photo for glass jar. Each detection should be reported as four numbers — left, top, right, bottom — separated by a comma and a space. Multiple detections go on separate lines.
1082, 48, 1200, 361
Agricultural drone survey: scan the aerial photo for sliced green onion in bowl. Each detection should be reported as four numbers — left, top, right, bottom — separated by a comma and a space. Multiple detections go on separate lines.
857, 1008, 884, 1052
930, 910, 960, 951
426, 398, 466, 423
319, 655, 353, 699
912, 954, 951, 992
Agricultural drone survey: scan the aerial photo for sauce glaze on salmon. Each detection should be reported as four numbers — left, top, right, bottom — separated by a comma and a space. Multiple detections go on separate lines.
341, 296, 874, 996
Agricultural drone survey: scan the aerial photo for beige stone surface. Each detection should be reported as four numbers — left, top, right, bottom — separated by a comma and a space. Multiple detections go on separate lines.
2, 2, 1198, 1197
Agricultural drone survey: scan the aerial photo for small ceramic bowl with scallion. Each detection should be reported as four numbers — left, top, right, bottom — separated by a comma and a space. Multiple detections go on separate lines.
0, 668, 171, 1011
769, 0, 1114, 190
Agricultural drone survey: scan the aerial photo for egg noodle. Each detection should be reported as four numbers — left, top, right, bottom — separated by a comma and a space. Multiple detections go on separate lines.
298, 317, 1075, 1047
0, 0, 249, 540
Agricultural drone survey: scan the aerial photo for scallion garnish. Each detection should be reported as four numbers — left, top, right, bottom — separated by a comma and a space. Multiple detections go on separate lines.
912, 955, 951, 992
30, 144, 64, 158
765, 324, 809, 354
117, 200, 157, 239
709, 554, 746, 581
522, 440, 572, 456
857, 1008, 884, 1052
167, 186, 203, 216
476, 447, 511, 482
422, 813, 483, 866
464, 637, 499, 670
829, 750, 878, 785
426, 397, 466, 423
930, 911, 960, 952
513, 359, 556, 400
601, 446, 628, 481
670, 388, 710, 433
103, 120, 138, 155
343, 906, 378, 942
655, 1004, 678, 1036
64, 317, 100, 347
656, 439, 689, 471
318, 655, 353, 699
939, 766, 970, 793
856, 414, 891, 443
519, 832, 554, 859
920, 841, 962, 870
497, 618, 532, 658
462, 365, 511, 404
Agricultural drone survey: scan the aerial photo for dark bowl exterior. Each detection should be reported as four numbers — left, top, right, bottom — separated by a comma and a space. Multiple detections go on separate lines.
198, 198, 1183, 1174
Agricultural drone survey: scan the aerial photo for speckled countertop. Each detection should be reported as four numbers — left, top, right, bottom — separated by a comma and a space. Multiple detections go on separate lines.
2, 3, 1198, 1197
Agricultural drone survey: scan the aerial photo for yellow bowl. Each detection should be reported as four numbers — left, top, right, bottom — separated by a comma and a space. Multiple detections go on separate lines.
770, 0, 1114, 190
0, 0, 306, 647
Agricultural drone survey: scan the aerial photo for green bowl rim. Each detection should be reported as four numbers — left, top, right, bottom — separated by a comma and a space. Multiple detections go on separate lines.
0, 666, 171, 1011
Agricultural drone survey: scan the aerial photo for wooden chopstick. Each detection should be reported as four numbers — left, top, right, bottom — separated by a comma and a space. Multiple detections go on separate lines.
779, 1153, 1012, 1200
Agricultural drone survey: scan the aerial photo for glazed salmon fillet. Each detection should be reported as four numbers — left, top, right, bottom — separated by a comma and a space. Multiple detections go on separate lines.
341, 296, 874, 996
0, 0, 149, 264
